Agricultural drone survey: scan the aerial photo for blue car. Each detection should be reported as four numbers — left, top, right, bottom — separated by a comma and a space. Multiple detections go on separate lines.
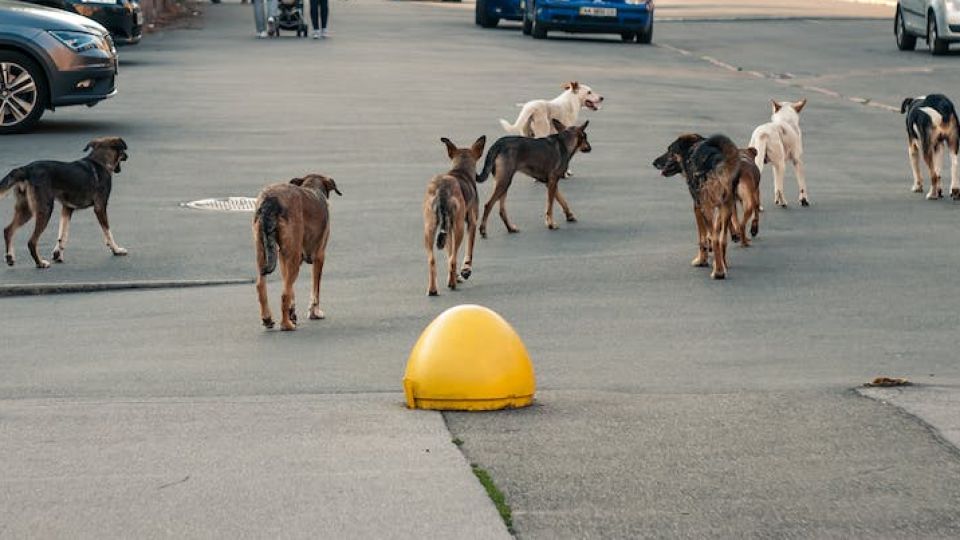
521, 0, 654, 42
475, 0, 523, 28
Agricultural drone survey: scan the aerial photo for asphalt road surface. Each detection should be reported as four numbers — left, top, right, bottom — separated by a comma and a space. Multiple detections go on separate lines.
2, 1, 960, 537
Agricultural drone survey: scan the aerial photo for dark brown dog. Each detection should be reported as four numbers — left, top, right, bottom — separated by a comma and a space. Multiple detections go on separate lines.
423, 136, 486, 296
476, 120, 591, 234
730, 148, 762, 247
0, 136, 128, 268
652, 134, 740, 279
253, 173, 341, 331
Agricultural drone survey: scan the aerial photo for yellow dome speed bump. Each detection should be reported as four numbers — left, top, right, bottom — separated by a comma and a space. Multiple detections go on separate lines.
403, 305, 536, 411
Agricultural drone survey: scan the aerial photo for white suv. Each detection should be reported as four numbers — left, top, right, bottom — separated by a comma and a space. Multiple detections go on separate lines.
897, 1, 960, 54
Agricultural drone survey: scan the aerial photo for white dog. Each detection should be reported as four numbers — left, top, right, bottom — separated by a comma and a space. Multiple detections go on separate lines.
500, 81, 603, 138
749, 98, 809, 208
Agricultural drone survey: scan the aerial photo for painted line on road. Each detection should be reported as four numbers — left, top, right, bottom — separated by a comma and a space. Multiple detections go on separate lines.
0, 278, 254, 297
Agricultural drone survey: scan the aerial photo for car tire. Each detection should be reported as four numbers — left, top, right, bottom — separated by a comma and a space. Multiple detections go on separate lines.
895, 7, 916, 51
531, 5, 547, 39
522, 7, 533, 35
928, 12, 949, 55
0, 51, 47, 135
477, 0, 499, 28
621, 32, 636, 42
637, 19, 653, 44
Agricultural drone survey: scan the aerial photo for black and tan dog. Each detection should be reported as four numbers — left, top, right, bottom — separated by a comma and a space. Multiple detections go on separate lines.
652, 134, 740, 279
254, 173, 341, 331
423, 136, 486, 296
901, 94, 960, 200
476, 120, 591, 235
0, 137, 128, 268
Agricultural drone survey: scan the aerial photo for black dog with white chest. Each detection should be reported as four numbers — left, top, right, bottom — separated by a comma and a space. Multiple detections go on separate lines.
0, 136, 129, 268
901, 94, 959, 200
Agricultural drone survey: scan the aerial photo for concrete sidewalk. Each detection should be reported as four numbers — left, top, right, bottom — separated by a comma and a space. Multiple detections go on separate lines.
0, 394, 511, 539
860, 385, 960, 452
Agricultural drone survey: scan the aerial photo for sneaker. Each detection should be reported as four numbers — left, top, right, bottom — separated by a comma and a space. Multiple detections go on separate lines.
257, 30, 267, 39
312, 30, 320, 39
267, 17, 276, 36
321, 28, 329, 38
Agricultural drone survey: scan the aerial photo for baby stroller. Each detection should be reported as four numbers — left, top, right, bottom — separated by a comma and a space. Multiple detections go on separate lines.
271, 0, 309, 37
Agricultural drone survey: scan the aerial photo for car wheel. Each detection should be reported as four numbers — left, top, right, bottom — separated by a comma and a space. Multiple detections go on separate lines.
477, 0, 499, 28
621, 32, 636, 42
637, 19, 653, 44
0, 52, 47, 135
928, 13, 949, 55
895, 7, 916, 51
531, 5, 547, 39
522, 7, 533, 35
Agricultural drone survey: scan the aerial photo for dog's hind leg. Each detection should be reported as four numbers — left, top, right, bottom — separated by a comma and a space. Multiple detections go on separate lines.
949, 130, 959, 200
772, 160, 787, 208
924, 145, 944, 200
94, 203, 127, 256
279, 258, 300, 331
793, 157, 810, 207
711, 205, 732, 280
497, 191, 519, 233
26, 198, 53, 269
461, 209, 477, 280
908, 140, 924, 193
446, 219, 464, 290
52, 206, 74, 263
4, 193, 32, 266
554, 187, 577, 222
309, 250, 326, 320
544, 178, 561, 230
256, 275, 274, 328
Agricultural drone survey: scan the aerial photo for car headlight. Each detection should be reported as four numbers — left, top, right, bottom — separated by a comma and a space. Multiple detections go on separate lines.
49, 30, 101, 52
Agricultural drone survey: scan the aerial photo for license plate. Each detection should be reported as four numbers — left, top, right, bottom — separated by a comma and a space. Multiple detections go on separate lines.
579, 6, 616, 16
136, 11, 144, 25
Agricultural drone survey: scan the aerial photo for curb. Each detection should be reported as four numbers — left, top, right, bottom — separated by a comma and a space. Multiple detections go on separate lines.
0, 278, 254, 297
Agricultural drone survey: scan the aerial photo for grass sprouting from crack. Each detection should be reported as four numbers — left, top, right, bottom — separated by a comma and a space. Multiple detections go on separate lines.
471, 463, 513, 533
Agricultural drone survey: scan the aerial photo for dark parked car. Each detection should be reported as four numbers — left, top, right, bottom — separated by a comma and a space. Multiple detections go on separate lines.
522, 0, 654, 42
22, 0, 143, 45
0, 0, 118, 133
476, 0, 523, 29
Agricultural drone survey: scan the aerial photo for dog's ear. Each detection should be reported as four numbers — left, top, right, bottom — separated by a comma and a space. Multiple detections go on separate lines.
440, 137, 458, 159
83, 140, 95, 152
793, 98, 807, 113
901, 97, 914, 114
562, 81, 579, 92
322, 176, 342, 197
771, 100, 782, 113
289, 177, 305, 186
117, 137, 128, 150
745, 147, 759, 160
470, 136, 486, 160
579, 120, 589, 131
551, 119, 567, 133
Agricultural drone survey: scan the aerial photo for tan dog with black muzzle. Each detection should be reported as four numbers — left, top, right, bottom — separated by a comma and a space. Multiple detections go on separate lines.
253, 173, 341, 331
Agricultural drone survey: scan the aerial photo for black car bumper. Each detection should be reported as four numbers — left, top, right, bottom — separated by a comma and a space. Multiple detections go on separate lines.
50, 65, 117, 107
73, 3, 143, 46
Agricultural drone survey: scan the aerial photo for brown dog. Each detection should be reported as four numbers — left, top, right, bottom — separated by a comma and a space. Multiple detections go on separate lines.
253, 173, 341, 331
652, 134, 740, 280
0, 137, 128, 268
423, 136, 486, 296
730, 148, 762, 247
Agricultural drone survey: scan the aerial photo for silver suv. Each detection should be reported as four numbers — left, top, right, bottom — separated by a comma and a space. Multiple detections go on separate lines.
896, 0, 960, 54
0, 0, 118, 133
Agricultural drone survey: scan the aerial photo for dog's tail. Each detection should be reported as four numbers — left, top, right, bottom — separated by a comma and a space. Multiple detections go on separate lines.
254, 196, 283, 276
476, 140, 502, 184
434, 185, 451, 250
0, 167, 26, 201
500, 104, 535, 136
705, 134, 741, 185
749, 131, 770, 169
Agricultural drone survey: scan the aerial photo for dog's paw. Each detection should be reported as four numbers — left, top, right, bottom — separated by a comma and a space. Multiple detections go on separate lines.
507, 226, 520, 234
428, 289, 438, 296
112, 247, 128, 256
287, 308, 298, 324
750, 224, 759, 237
309, 308, 325, 320
926, 190, 939, 200
52, 250, 64, 263
711, 270, 726, 280
691, 256, 709, 268
36, 259, 50, 269
911, 184, 923, 193
800, 198, 810, 207
565, 214, 577, 223
479, 228, 487, 239
262, 317, 275, 329
952, 188, 960, 201
5, 254, 14, 267
730, 233, 741, 243
280, 321, 297, 331
460, 267, 472, 280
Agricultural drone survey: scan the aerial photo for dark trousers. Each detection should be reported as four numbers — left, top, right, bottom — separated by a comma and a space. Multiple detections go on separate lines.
310, 0, 328, 30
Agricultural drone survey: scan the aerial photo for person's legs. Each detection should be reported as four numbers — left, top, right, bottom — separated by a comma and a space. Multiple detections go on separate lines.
252, 0, 266, 33
309, 0, 319, 30
320, 0, 329, 29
